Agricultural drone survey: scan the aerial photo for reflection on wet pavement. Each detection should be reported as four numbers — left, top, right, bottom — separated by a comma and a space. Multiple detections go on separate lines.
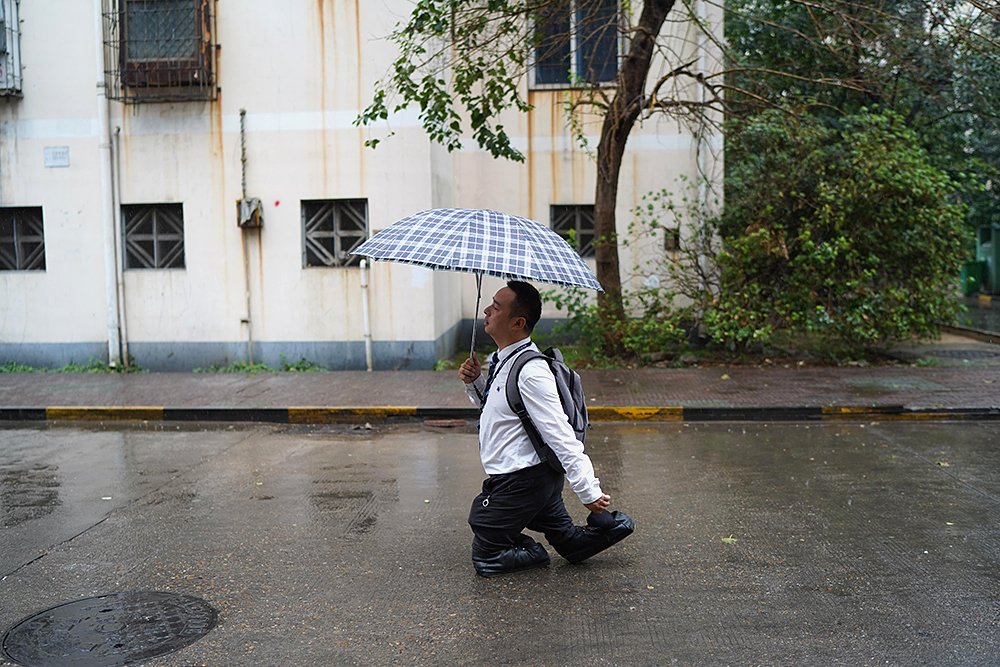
0, 421, 998, 666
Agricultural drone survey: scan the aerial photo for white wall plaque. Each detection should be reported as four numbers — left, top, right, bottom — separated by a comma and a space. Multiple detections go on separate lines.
44, 146, 70, 168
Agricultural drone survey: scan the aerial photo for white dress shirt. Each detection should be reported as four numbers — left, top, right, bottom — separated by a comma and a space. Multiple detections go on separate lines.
465, 339, 604, 505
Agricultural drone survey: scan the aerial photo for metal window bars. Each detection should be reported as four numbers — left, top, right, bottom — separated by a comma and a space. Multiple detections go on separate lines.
123, 204, 185, 269
303, 200, 369, 268
102, 0, 217, 103
0, 207, 45, 271
0, 0, 23, 96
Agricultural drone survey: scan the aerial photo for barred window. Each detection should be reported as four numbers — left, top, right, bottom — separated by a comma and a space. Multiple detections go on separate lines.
664, 228, 681, 252
0, 207, 45, 271
551, 204, 595, 257
123, 203, 185, 269
302, 199, 368, 268
534, 0, 620, 87
102, 0, 217, 103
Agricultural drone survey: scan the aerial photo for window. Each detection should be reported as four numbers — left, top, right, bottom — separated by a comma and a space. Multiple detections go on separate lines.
302, 199, 368, 268
664, 228, 681, 252
102, 0, 217, 102
534, 0, 620, 87
123, 204, 185, 269
0, 0, 23, 96
0, 207, 45, 271
551, 205, 595, 257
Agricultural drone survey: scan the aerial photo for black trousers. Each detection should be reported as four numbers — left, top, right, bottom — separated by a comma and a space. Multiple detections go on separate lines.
468, 463, 581, 558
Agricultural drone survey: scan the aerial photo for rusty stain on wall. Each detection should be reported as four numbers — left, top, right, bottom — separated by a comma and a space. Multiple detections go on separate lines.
317, 0, 330, 196
354, 0, 365, 192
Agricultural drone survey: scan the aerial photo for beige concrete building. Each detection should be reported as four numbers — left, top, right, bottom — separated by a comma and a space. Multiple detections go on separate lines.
0, 1, 721, 370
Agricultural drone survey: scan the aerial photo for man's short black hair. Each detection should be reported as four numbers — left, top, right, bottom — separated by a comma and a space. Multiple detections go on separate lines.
507, 280, 542, 333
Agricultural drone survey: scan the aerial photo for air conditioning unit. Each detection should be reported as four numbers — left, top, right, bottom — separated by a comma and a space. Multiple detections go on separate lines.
0, 0, 21, 97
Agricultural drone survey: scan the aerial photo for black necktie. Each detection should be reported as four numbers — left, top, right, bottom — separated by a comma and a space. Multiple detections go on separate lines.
480, 353, 499, 412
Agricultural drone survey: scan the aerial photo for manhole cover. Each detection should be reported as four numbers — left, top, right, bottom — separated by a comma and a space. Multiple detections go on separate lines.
931, 349, 1000, 359
2, 591, 217, 667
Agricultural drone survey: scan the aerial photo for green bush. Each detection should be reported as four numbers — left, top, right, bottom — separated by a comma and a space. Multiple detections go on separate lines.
709, 108, 967, 355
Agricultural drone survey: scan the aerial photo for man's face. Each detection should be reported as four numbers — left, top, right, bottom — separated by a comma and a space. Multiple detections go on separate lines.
483, 287, 522, 343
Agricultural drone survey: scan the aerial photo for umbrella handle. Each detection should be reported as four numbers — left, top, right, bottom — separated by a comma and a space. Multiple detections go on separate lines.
471, 272, 482, 359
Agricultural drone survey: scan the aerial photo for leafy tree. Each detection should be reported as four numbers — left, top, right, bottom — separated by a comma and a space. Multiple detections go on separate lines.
724, 0, 1000, 240
356, 0, 725, 353
709, 108, 967, 354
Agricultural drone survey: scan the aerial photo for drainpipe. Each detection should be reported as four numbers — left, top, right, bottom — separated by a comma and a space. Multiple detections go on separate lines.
95, 0, 122, 366
112, 126, 128, 366
360, 259, 373, 371
239, 109, 253, 365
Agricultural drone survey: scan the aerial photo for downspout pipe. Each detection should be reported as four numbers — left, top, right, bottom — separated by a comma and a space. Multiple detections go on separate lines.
95, 0, 122, 366
360, 259, 373, 371
112, 126, 128, 366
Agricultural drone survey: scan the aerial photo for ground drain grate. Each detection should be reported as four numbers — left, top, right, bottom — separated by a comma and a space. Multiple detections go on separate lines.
1, 591, 217, 667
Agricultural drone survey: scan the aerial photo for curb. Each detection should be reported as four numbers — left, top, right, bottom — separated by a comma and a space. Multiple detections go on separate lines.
941, 324, 999, 345
1, 405, 998, 424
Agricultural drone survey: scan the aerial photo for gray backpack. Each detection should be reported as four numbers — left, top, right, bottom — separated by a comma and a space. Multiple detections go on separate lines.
505, 347, 589, 474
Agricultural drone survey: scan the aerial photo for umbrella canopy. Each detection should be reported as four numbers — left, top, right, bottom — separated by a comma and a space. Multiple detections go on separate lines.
351, 208, 603, 291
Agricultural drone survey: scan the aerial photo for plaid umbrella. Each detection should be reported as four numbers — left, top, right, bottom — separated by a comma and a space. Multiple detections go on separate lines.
351, 208, 602, 355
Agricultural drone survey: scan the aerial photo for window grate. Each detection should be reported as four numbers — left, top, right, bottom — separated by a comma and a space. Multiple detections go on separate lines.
0, 0, 23, 96
102, 0, 217, 103
303, 200, 368, 268
123, 203, 185, 269
0, 207, 45, 271
551, 204, 595, 257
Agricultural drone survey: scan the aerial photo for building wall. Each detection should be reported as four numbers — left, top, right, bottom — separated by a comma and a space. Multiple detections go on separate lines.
0, 1, 722, 371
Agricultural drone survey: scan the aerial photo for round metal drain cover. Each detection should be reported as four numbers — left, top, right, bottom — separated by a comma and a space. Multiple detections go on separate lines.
1, 591, 217, 667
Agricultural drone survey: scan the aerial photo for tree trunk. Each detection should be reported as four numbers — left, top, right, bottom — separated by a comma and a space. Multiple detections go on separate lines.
594, 0, 675, 354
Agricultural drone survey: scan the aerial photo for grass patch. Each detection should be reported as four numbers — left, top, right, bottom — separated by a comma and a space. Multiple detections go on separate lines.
0, 358, 145, 373
194, 355, 329, 373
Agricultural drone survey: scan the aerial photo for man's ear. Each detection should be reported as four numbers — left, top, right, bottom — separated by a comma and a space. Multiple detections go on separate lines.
512, 316, 527, 333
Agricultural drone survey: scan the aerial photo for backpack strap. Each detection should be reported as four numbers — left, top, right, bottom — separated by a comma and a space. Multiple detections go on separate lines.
505, 351, 565, 474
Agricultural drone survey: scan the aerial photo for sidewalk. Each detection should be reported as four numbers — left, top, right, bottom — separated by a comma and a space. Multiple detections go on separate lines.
0, 329, 996, 423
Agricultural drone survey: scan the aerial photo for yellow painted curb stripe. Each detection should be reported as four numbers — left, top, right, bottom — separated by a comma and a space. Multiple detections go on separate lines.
588, 406, 684, 421
46, 406, 165, 421
288, 407, 418, 423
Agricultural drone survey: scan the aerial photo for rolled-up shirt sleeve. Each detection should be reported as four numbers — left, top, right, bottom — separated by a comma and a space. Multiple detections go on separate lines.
518, 361, 603, 505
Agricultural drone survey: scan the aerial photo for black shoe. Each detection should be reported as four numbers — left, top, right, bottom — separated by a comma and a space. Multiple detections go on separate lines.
472, 536, 551, 577
560, 511, 635, 564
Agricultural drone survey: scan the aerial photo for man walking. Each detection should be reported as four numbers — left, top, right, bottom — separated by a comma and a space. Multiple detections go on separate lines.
459, 280, 634, 577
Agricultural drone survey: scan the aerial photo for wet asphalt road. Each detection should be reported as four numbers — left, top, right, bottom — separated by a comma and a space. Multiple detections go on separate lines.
0, 420, 998, 667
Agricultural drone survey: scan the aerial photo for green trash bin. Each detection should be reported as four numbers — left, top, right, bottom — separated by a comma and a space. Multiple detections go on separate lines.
961, 260, 986, 296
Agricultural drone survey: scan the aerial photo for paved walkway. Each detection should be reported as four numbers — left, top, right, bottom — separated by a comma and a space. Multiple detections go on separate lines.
0, 329, 997, 423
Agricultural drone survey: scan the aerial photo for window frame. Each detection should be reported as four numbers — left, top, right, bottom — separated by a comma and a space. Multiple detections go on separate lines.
302, 199, 369, 268
530, 0, 624, 90
0, 207, 45, 272
121, 0, 212, 88
551, 204, 596, 258
122, 203, 186, 270
663, 227, 681, 253
0, 0, 23, 96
